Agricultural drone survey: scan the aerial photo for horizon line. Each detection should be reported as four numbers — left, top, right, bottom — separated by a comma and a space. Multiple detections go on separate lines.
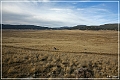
1, 23, 119, 28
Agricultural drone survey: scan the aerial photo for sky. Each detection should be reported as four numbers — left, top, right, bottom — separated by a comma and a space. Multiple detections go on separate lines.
0, 0, 119, 28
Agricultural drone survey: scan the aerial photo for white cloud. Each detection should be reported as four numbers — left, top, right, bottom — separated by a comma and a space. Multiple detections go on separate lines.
49, 8, 71, 11
2, 4, 22, 14
36, 0, 50, 1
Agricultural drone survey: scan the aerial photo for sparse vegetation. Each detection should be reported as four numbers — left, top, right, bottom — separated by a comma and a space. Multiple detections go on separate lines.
2, 30, 119, 79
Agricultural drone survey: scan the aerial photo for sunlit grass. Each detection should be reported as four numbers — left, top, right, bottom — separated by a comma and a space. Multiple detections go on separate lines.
2, 30, 119, 78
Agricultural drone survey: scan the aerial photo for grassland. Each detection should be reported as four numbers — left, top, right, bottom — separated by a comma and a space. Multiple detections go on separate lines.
1, 30, 119, 79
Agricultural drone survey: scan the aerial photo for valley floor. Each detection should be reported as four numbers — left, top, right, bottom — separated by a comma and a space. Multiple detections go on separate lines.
1, 30, 119, 79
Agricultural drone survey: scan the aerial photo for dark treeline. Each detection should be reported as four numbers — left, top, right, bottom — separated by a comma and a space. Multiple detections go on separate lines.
1, 23, 119, 30
70, 24, 118, 30
1, 24, 50, 30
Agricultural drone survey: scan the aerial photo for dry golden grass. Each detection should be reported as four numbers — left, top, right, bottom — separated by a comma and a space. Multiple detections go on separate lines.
2, 30, 119, 79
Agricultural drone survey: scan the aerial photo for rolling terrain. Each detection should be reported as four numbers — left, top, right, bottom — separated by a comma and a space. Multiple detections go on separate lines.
1, 23, 119, 30
2, 30, 119, 79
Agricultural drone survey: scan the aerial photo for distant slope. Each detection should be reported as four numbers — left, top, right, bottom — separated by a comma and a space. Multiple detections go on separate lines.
71, 24, 118, 30
1, 23, 119, 30
1, 24, 50, 30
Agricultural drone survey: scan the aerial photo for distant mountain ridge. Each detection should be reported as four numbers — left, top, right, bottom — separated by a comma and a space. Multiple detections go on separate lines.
70, 24, 118, 30
1, 24, 50, 30
1, 23, 119, 30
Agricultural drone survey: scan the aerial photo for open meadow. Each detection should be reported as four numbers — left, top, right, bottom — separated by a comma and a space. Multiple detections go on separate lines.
1, 30, 119, 79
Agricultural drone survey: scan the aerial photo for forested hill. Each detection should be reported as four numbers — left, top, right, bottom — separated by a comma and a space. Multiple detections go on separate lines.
1, 24, 50, 30
1, 23, 119, 30
70, 24, 118, 30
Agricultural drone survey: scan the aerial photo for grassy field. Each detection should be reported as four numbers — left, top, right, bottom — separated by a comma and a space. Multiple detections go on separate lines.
1, 30, 119, 79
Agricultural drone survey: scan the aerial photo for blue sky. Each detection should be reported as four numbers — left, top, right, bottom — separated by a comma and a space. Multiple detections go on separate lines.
1, 0, 119, 27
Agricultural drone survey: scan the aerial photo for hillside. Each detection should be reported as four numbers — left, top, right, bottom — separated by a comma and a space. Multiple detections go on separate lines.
1, 23, 119, 30
1, 24, 50, 30
70, 24, 118, 30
